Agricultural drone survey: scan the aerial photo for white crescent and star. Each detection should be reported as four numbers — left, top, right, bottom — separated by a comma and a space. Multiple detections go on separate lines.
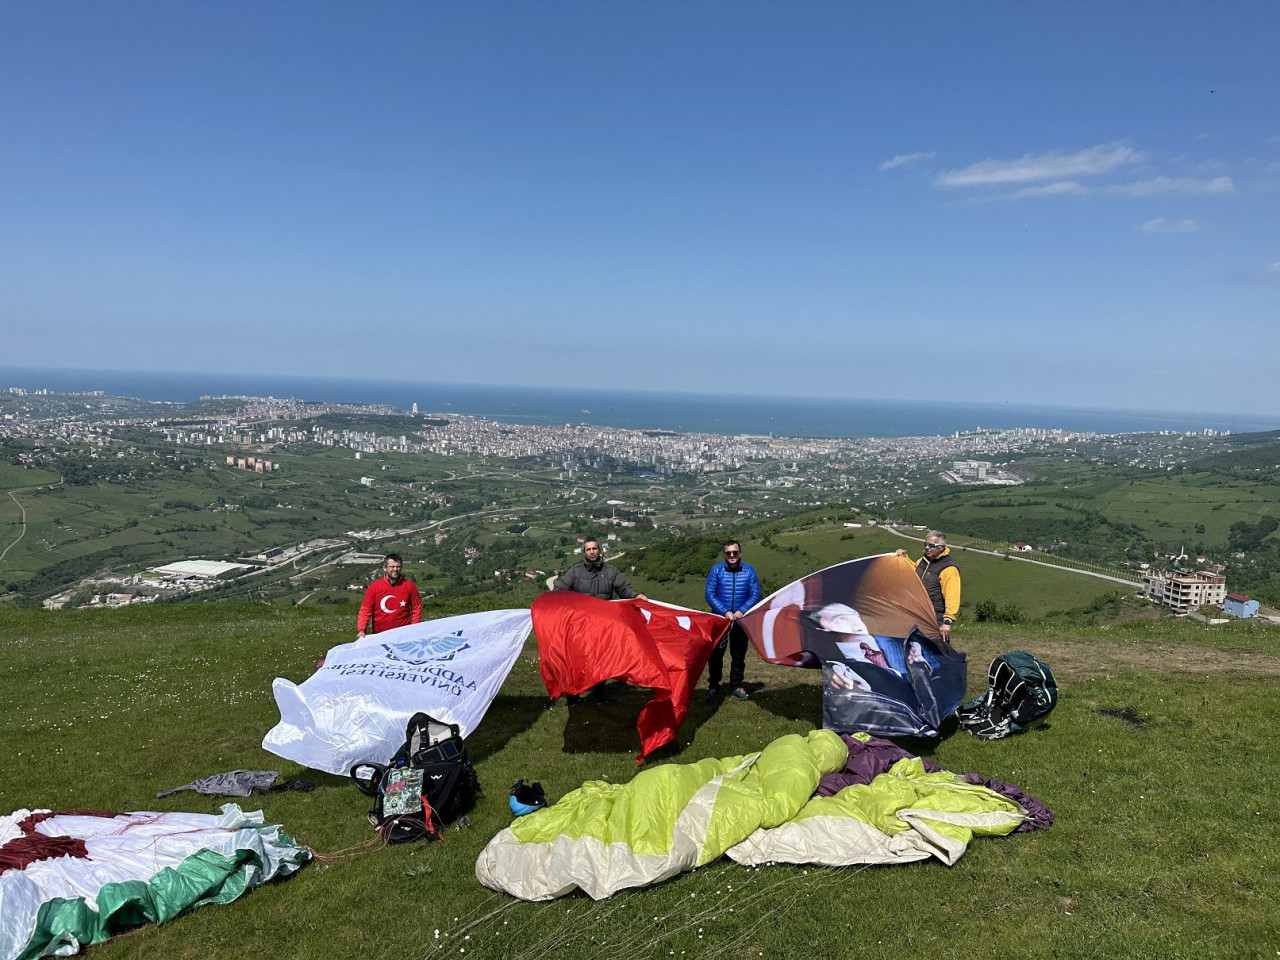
380, 595, 406, 614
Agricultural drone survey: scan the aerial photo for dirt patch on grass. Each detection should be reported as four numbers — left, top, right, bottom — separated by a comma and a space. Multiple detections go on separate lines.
960, 636, 1280, 684
1094, 706, 1148, 729
1048, 640, 1280, 682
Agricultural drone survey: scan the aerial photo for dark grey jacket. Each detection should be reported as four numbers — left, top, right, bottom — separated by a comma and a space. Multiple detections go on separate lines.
553, 561, 639, 600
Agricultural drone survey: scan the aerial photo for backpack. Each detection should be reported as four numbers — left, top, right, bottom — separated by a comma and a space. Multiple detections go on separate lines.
955, 650, 1058, 740
351, 712, 482, 844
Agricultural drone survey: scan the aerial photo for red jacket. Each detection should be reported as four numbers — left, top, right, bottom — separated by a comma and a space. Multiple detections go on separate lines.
357, 577, 423, 634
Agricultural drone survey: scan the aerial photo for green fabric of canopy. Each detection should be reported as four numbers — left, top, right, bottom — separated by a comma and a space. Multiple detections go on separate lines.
476, 730, 1028, 901
1, 805, 309, 960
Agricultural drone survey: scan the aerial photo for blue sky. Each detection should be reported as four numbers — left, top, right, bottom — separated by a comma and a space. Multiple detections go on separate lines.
3, 2, 1277, 416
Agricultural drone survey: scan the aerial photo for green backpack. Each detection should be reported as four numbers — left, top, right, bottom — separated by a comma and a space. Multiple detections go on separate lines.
955, 650, 1058, 740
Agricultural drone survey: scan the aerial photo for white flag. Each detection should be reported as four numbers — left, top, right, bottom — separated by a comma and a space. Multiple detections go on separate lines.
262, 609, 532, 775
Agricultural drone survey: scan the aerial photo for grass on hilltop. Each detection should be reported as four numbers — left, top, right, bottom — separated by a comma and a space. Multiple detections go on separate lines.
3, 586, 1279, 959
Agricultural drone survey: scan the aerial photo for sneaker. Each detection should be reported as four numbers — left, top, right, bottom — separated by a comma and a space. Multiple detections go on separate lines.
705, 686, 720, 703
730, 687, 750, 701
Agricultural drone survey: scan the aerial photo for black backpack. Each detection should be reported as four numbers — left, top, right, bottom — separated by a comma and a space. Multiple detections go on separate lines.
955, 650, 1058, 740
351, 712, 481, 844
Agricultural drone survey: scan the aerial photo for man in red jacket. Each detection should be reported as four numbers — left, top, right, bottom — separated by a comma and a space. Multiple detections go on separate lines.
356, 553, 423, 638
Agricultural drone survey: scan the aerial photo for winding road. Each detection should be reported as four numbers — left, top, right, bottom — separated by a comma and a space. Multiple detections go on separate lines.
0, 478, 64, 565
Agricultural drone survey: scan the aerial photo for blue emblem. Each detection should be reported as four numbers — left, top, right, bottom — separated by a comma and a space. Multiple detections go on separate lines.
382, 630, 472, 665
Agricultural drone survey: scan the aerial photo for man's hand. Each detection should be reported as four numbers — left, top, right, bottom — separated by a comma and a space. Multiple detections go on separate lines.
939, 622, 952, 643
894, 548, 907, 557
356, 631, 365, 640
636, 593, 648, 601
830, 662, 870, 691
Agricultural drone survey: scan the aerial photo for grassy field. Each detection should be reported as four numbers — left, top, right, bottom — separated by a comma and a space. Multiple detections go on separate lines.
0, 445, 547, 566
641, 526, 1132, 622
2, 596, 1278, 959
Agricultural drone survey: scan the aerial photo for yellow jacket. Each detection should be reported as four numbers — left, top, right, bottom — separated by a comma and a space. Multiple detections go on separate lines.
914, 548, 961, 623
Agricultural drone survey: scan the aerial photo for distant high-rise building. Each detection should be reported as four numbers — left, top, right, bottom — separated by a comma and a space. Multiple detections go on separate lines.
953, 460, 990, 481
412, 402, 419, 415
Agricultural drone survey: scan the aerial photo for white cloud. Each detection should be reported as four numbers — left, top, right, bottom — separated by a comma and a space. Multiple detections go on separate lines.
1229, 261, 1280, 285
934, 141, 1142, 188
927, 140, 1241, 204
1010, 181, 1089, 199
1140, 218, 1205, 234
878, 151, 935, 171
1108, 176, 1234, 197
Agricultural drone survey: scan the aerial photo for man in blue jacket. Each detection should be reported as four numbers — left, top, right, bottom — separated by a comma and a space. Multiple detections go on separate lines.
704, 540, 762, 702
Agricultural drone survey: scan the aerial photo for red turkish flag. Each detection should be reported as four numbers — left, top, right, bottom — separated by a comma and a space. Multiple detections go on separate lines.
532, 593, 730, 760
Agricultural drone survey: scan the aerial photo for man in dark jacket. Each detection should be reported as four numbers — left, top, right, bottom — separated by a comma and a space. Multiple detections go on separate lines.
553, 539, 645, 600
704, 540, 762, 701
552, 538, 646, 704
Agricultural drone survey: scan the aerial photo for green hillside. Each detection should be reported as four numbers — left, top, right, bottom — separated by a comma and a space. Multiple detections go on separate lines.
900, 443, 1280, 606
1189, 438, 1280, 480
0, 449, 452, 585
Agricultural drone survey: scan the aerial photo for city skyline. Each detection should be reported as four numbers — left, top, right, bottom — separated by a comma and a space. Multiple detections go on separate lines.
3, 2, 1278, 416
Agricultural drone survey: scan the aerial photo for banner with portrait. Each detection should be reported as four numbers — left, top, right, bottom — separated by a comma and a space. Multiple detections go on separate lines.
739, 554, 967, 737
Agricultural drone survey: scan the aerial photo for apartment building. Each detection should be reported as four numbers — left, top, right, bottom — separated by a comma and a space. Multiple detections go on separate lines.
1142, 570, 1227, 615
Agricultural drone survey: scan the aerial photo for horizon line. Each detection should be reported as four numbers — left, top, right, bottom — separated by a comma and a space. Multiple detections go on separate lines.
1, 362, 1276, 429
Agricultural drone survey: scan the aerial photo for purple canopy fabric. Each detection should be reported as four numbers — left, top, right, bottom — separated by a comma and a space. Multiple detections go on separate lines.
817, 734, 1053, 832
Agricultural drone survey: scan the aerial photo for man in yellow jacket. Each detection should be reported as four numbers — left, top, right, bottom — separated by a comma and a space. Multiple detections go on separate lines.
896, 531, 960, 644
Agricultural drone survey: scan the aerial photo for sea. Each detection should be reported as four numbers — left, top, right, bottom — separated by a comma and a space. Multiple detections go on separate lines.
2, 366, 1276, 439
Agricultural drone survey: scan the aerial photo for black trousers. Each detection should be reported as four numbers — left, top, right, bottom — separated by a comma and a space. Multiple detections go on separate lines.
707, 621, 748, 689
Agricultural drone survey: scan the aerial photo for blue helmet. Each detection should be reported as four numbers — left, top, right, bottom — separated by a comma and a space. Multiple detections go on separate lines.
509, 779, 547, 817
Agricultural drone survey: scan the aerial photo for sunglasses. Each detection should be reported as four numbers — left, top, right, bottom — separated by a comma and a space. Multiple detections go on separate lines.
724, 550, 740, 557
924, 543, 943, 549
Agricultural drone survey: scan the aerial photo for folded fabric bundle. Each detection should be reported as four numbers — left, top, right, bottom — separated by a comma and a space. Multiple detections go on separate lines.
477, 730, 1049, 901
1, 804, 310, 960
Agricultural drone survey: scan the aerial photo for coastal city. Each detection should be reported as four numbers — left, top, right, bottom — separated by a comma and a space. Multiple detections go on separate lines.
3, 387, 1268, 620
2, 386, 1230, 482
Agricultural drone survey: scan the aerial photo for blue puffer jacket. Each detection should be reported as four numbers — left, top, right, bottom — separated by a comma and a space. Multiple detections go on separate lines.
705, 561, 762, 616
